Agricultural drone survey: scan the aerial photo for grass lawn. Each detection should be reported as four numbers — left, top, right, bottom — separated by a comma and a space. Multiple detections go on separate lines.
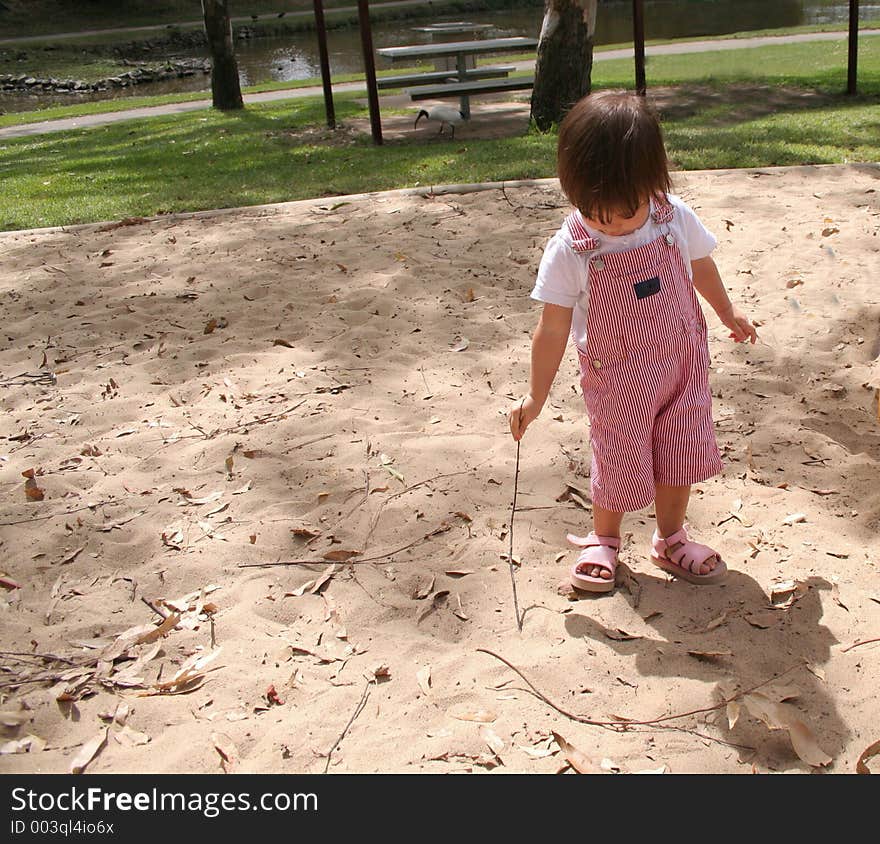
1, 37, 878, 232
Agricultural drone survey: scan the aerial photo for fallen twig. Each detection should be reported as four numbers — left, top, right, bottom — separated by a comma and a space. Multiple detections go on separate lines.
476, 648, 804, 728
324, 680, 372, 773
842, 637, 880, 653
238, 521, 458, 569
508, 401, 524, 632
0, 498, 125, 527
366, 467, 477, 542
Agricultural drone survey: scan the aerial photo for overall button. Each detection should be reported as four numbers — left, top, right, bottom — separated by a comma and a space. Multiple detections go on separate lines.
592, 359, 602, 370
665, 233, 675, 245
591, 257, 605, 271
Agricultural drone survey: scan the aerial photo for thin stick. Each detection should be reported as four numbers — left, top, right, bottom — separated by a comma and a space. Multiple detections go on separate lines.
366, 467, 476, 542
324, 680, 372, 773
238, 522, 456, 569
477, 647, 803, 728
140, 597, 165, 619
842, 637, 880, 653
0, 498, 123, 527
508, 401, 524, 632
0, 650, 75, 665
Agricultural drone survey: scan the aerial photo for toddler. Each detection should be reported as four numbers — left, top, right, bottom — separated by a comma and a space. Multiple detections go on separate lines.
509, 91, 757, 592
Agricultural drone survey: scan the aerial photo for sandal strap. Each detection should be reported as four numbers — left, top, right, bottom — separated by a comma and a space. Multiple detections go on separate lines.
567, 531, 620, 550
653, 526, 718, 574
574, 544, 617, 576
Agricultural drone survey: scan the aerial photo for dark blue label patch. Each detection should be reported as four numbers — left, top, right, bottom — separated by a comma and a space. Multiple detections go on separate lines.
634, 276, 661, 300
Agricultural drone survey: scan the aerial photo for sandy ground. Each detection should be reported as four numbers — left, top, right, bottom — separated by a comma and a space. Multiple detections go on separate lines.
1, 162, 879, 775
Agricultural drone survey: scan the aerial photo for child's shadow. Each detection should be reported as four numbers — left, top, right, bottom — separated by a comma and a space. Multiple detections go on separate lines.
562, 570, 844, 770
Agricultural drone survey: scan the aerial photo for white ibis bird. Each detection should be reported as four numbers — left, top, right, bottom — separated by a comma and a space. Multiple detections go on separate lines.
414, 106, 466, 139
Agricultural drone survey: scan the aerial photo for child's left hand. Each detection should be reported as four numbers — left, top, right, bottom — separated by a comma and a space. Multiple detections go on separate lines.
718, 306, 758, 344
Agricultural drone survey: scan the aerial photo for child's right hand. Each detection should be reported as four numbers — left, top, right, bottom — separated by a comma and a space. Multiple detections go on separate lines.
508, 395, 542, 442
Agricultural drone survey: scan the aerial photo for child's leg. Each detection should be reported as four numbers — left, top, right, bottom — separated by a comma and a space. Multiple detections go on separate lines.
654, 483, 719, 574
579, 504, 624, 580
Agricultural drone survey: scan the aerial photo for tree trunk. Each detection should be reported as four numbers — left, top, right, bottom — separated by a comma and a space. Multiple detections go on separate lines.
201, 0, 243, 110
530, 0, 597, 131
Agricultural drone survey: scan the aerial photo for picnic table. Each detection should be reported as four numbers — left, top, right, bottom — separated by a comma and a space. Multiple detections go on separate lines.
376, 36, 538, 119
411, 22, 494, 71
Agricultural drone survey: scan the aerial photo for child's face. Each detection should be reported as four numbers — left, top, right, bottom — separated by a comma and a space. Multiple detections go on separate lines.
582, 201, 651, 237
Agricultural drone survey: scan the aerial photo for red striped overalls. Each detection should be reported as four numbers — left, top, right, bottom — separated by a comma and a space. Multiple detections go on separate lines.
567, 198, 723, 512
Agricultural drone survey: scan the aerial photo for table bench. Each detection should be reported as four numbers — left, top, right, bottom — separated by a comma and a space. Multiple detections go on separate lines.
408, 75, 535, 102
377, 37, 537, 118
377, 65, 515, 90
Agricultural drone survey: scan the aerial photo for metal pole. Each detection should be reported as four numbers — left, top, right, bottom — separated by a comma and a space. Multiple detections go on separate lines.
313, 0, 335, 128
847, 0, 859, 95
357, 0, 383, 145
633, 0, 646, 96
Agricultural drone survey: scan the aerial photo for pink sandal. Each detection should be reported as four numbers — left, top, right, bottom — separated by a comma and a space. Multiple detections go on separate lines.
567, 532, 620, 593
651, 525, 727, 585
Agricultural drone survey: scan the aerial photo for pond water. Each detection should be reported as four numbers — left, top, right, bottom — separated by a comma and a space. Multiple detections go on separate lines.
2, 0, 877, 112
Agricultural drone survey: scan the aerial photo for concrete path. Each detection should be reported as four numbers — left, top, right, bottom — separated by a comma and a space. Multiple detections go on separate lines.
1, 29, 877, 140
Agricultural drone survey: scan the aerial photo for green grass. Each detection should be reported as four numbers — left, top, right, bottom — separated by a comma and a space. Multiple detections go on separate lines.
1, 37, 878, 232
591, 34, 880, 91
3, 28, 878, 129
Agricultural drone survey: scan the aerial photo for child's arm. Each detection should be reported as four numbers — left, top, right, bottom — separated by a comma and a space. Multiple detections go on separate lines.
691, 256, 758, 344
509, 303, 573, 441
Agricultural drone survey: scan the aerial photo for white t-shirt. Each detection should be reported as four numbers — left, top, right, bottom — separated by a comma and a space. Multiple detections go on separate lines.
531, 194, 717, 352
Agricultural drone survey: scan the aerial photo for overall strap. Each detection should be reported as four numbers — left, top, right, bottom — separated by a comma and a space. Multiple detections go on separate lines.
564, 213, 600, 253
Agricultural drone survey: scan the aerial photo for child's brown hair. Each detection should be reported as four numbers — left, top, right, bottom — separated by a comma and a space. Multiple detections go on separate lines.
557, 91, 671, 224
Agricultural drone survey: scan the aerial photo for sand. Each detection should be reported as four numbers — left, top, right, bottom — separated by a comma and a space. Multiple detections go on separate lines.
1, 162, 878, 775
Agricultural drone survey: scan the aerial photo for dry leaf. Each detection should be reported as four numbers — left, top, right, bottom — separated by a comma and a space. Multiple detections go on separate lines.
551, 731, 602, 774
741, 692, 832, 768
604, 628, 641, 642
480, 726, 505, 755
114, 726, 150, 747
70, 728, 108, 774
161, 525, 184, 550
212, 731, 237, 773
687, 650, 733, 662
448, 706, 496, 723
146, 648, 222, 695
322, 549, 360, 562
831, 578, 849, 612
414, 576, 435, 600
445, 569, 474, 578
416, 590, 449, 622
24, 476, 44, 501
370, 663, 391, 680
285, 580, 315, 598
745, 611, 779, 629
1, 735, 45, 755
857, 739, 880, 774
452, 594, 469, 621
727, 700, 741, 730
310, 564, 341, 594
519, 744, 556, 759
291, 526, 321, 539
416, 665, 432, 696
177, 490, 222, 506
59, 545, 86, 565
